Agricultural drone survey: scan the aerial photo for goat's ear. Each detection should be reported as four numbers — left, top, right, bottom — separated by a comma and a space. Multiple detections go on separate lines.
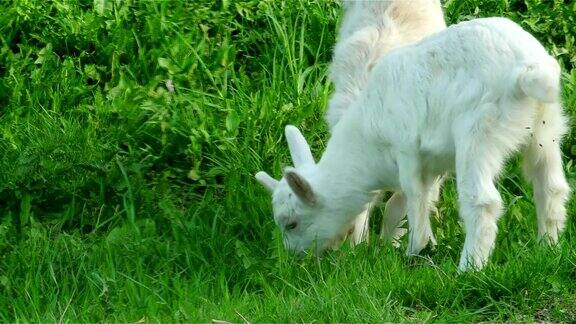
284, 167, 317, 204
255, 171, 278, 193
285, 125, 315, 168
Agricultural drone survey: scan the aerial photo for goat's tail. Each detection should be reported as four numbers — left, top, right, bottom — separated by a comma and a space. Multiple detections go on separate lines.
517, 58, 561, 103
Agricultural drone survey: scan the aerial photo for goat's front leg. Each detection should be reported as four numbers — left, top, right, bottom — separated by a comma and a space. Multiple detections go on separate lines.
428, 175, 445, 220
398, 155, 436, 256
381, 175, 445, 246
380, 192, 408, 246
350, 206, 370, 245
349, 192, 386, 245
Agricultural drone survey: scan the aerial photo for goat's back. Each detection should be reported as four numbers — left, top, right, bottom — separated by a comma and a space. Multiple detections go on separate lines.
355, 18, 559, 160
368, 17, 556, 113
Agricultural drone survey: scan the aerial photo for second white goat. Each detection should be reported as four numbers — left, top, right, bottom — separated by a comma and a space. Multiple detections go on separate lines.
326, 0, 447, 246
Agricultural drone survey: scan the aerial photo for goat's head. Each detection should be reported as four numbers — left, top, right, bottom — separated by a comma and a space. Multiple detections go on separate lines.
255, 125, 353, 255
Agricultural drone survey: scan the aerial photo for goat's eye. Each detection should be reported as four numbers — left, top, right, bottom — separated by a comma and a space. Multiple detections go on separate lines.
286, 221, 298, 231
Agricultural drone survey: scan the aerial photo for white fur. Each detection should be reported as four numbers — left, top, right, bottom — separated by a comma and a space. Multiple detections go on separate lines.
257, 18, 570, 271
328, 0, 446, 128
327, 0, 446, 245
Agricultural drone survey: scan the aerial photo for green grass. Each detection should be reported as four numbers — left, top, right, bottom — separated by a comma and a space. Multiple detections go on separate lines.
0, 0, 575, 321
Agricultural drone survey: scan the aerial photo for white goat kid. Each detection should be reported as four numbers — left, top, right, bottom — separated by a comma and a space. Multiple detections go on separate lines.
256, 17, 570, 271
326, 0, 446, 246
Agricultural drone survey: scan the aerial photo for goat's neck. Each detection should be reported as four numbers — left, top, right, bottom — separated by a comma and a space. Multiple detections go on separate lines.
315, 114, 392, 215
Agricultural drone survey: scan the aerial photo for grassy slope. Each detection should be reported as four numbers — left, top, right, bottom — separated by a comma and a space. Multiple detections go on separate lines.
0, 0, 575, 321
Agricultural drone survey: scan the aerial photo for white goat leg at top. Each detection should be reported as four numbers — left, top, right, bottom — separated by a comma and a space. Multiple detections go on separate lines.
327, 0, 446, 246
256, 17, 570, 271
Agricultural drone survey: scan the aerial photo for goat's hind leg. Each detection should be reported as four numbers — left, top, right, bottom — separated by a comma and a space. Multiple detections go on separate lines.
523, 103, 570, 244
455, 128, 507, 271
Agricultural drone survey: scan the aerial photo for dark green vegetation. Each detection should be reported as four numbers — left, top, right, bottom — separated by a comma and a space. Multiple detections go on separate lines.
0, 0, 575, 321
